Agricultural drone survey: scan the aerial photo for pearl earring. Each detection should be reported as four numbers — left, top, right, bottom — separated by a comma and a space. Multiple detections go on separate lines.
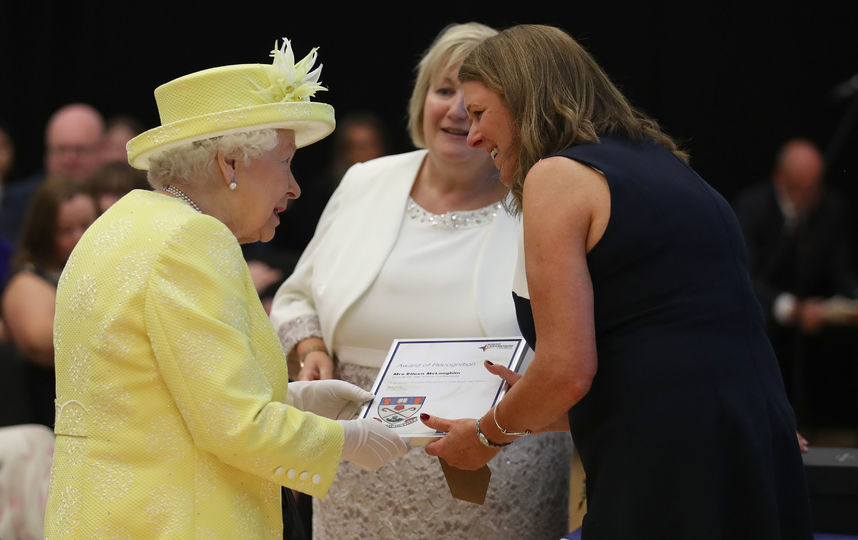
229, 180, 237, 190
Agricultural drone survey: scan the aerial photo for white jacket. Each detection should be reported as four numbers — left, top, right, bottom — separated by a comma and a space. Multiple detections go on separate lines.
270, 149, 522, 355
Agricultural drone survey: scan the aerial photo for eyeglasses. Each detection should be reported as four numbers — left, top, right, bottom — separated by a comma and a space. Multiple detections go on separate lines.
48, 144, 99, 157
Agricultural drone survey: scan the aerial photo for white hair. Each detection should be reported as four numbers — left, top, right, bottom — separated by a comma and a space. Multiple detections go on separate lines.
146, 129, 280, 189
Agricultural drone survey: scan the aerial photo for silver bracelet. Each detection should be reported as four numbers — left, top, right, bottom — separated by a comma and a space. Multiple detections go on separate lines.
492, 405, 532, 437
475, 418, 509, 448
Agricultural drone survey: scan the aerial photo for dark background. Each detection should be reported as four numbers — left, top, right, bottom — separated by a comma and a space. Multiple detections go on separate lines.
1, 2, 857, 207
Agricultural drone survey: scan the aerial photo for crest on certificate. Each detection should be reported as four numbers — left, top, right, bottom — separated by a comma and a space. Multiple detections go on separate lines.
376, 396, 425, 428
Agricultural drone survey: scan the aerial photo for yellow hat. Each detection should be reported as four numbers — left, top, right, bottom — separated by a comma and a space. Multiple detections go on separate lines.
127, 38, 335, 170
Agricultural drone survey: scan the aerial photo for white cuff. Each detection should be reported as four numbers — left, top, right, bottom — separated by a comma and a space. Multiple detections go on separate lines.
276, 315, 323, 354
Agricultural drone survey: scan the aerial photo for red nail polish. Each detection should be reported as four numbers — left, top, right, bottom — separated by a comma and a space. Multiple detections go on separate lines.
485, 360, 495, 365
420, 413, 429, 421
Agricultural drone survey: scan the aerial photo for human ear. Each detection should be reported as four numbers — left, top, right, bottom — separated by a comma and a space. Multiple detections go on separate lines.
215, 151, 237, 189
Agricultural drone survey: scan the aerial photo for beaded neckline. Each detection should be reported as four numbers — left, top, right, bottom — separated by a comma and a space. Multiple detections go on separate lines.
406, 197, 502, 230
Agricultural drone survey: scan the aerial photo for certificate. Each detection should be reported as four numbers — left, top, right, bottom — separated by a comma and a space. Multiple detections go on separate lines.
359, 337, 530, 444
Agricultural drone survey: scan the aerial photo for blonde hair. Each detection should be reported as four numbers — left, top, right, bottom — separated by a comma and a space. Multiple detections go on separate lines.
407, 22, 498, 148
146, 129, 280, 189
459, 24, 688, 211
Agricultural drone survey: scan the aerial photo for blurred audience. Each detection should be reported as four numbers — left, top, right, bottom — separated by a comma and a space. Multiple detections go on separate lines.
44, 103, 105, 181
85, 160, 150, 214
276, 110, 390, 253
0, 121, 16, 293
327, 111, 390, 187
102, 114, 144, 164
244, 110, 391, 311
0, 120, 14, 186
0, 103, 105, 247
733, 137, 858, 428
1, 175, 98, 427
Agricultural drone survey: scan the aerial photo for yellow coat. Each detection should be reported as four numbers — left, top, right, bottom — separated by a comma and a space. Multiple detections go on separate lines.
44, 190, 344, 539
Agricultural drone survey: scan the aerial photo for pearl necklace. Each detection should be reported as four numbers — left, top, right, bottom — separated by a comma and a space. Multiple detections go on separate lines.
163, 184, 202, 213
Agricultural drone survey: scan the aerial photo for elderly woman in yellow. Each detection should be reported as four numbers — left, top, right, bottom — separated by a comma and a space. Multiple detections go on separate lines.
43, 38, 406, 539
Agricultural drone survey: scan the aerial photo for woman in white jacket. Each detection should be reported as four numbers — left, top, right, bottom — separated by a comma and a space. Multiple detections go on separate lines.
270, 23, 573, 539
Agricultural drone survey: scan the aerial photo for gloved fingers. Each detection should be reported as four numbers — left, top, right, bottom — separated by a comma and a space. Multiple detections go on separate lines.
338, 418, 407, 471
366, 422, 408, 456
369, 432, 408, 457
356, 442, 393, 471
284, 380, 310, 409
353, 448, 383, 471
335, 401, 363, 421
322, 380, 374, 404
357, 437, 408, 471
287, 380, 374, 419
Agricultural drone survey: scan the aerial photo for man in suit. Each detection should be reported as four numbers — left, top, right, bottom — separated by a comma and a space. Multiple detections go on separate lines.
733, 138, 858, 428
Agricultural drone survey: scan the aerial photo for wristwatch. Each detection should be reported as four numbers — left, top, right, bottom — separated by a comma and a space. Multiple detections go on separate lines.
475, 418, 510, 448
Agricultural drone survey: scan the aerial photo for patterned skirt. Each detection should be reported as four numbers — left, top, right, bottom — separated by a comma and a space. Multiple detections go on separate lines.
312, 363, 574, 540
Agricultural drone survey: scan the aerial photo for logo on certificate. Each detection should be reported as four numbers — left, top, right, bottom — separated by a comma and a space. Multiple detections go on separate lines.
478, 342, 515, 351
376, 396, 425, 428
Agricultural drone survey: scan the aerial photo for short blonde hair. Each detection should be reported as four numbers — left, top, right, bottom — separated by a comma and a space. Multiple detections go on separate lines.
146, 129, 280, 189
407, 22, 497, 148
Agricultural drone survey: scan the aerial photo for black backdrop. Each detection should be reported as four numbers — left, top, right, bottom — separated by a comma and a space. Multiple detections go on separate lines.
1, 2, 857, 207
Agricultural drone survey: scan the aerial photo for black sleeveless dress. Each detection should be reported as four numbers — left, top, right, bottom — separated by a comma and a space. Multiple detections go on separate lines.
4, 264, 60, 428
513, 136, 812, 539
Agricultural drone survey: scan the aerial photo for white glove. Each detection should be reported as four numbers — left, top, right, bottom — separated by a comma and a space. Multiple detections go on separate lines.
338, 418, 408, 471
285, 380, 374, 420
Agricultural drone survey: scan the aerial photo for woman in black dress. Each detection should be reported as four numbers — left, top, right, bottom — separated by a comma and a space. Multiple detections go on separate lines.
1, 175, 98, 427
422, 24, 812, 539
